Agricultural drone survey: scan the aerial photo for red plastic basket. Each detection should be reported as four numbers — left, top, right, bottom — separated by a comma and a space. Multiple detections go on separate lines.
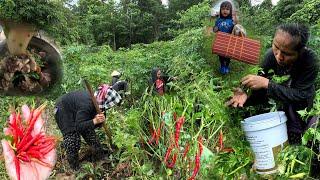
212, 32, 261, 65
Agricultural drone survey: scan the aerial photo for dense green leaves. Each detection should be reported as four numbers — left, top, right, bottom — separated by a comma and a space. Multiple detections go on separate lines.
0, 0, 63, 29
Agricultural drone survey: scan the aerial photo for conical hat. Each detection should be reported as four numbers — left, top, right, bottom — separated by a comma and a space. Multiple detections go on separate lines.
111, 70, 121, 77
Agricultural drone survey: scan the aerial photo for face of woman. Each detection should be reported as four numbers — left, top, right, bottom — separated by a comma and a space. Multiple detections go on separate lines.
157, 70, 161, 78
272, 30, 299, 67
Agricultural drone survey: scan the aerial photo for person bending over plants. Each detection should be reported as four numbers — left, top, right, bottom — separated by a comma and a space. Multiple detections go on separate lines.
226, 23, 319, 177
149, 67, 177, 96
54, 84, 125, 170
111, 70, 129, 96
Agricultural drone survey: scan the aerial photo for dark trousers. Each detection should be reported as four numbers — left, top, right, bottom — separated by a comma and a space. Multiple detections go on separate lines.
63, 129, 104, 170
218, 55, 230, 67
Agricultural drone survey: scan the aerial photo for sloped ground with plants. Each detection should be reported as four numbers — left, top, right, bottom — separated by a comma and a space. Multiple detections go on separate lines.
0, 1, 319, 179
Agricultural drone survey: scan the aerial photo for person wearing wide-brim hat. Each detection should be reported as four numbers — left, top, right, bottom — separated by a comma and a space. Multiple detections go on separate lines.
111, 70, 121, 77
110, 70, 129, 94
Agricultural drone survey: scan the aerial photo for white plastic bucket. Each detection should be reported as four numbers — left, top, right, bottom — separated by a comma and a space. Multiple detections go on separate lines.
241, 111, 288, 174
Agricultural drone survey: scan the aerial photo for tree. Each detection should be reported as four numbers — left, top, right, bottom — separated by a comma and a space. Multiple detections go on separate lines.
0, 0, 63, 30
288, 0, 320, 26
168, 0, 203, 19
0, 0, 64, 54
272, 0, 304, 23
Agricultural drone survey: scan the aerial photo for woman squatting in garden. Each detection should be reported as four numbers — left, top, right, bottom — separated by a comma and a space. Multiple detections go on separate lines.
226, 23, 319, 177
150, 67, 177, 96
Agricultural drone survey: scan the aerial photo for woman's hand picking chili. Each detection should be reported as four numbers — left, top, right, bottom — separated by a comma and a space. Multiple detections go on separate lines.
241, 75, 269, 90
225, 88, 248, 108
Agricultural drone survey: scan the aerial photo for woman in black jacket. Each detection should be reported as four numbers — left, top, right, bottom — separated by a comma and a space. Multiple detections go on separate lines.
55, 85, 122, 170
226, 23, 319, 177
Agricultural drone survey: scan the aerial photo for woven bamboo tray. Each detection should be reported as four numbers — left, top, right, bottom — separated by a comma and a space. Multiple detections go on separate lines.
212, 31, 261, 65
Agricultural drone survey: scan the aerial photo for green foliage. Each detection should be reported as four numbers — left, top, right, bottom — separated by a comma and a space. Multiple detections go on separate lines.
241, 4, 276, 36
47, 4, 81, 45
69, 0, 170, 48
175, 1, 211, 31
288, 0, 320, 25
277, 146, 312, 178
168, 0, 203, 19
76, 162, 104, 179
272, 0, 303, 23
0, 0, 63, 29
302, 128, 320, 146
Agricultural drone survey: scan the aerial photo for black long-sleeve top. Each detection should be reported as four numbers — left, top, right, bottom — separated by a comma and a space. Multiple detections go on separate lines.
247, 48, 319, 111
55, 90, 98, 135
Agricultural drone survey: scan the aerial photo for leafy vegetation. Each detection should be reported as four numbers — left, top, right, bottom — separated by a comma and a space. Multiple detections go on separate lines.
0, 0, 319, 179
0, 0, 63, 29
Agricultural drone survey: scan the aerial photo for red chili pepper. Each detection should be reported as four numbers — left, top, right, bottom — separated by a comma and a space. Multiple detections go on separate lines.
174, 116, 185, 147
182, 142, 190, 159
17, 154, 30, 162
164, 145, 173, 163
148, 121, 164, 145
219, 130, 224, 150
18, 133, 42, 152
189, 152, 201, 180
39, 143, 55, 155
189, 137, 203, 180
26, 151, 43, 159
33, 136, 51, 145
16, 110, 42, 150
155, 122, 164, 145
9, 112, 19, 146
173, 112, 177, 121
14, 156, 20, 180
148, 129, 157, 144
4, 104, 56, 179
166, 152, 178, 168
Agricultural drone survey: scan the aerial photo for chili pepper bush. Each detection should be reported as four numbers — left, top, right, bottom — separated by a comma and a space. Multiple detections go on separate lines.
1, 104, 57, 180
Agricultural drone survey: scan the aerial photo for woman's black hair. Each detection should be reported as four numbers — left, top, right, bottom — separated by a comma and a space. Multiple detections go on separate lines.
151, 67, 160, 84
276, 23, 310, 51
219, 1, 233, 19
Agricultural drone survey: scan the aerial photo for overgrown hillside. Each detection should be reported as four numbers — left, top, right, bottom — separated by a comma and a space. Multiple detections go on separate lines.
0, 0, 319, 179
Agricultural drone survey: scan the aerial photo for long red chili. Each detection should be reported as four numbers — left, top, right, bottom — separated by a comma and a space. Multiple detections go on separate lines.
189, 137, 203, 180
14, 156, 20, 180
148, 121, 164, 145
166, 152, 178, 168
182, 142, 190, 159
174, 116, 185, 147
173, 112, 177, 122
155, 122, 164, 145
4, 104, 56, 180
18, 133, 42, 152
16, 110, 42, 150
164, 145, 173, 163
219, 130, 223, 150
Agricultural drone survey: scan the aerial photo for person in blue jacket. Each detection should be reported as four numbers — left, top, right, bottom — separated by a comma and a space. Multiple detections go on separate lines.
213, 1, 235, 74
